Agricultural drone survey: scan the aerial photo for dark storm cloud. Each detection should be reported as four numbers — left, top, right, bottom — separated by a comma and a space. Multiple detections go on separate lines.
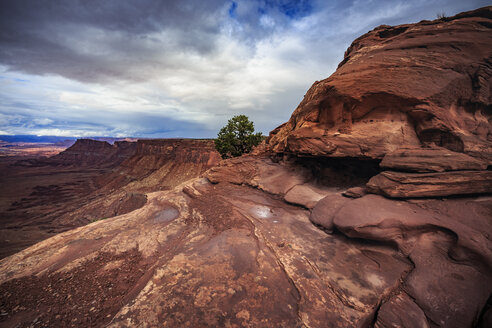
0, 0, 316, 84
0, 0, 227, 83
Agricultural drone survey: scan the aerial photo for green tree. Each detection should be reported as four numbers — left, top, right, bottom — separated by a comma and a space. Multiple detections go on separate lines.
215, 115, 263, 158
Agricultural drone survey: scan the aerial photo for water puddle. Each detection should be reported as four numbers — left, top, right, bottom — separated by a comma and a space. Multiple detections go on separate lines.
249, 205, 279, 222
153, 207, 179, 223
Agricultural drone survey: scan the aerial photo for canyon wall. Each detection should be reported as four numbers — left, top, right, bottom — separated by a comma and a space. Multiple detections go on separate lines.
0, 138, 221, 258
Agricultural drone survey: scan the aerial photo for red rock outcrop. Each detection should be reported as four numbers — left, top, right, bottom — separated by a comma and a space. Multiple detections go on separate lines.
97, 139, 222, 192
380, 146, 488, 172
268, 7, 492, 163
266, 7, 492, 198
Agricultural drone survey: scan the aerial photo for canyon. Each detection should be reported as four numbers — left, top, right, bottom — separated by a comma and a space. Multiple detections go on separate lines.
0, 138, 220, 259
0, 6, 491, 328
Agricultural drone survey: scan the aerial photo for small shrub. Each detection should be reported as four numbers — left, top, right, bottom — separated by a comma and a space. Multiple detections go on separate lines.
215, 115, 263, 158
436, 12, 447, 20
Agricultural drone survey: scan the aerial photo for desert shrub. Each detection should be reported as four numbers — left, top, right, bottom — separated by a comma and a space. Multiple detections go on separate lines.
215, 115, 263, 158
436, 11, 447, 20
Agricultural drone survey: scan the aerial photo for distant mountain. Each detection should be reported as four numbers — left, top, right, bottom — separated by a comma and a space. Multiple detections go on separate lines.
0, 135, 132, 144
0, 135, 78, 144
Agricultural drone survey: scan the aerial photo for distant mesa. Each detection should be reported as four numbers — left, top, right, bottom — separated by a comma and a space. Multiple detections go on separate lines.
48, 138, 137, 167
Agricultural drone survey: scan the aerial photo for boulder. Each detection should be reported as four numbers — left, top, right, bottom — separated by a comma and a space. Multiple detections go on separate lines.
342, 186, 366, 198
309, 193, 351, 232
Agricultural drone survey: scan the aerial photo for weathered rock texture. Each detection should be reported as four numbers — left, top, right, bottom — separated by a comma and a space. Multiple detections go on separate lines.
0, 6, 491, 328
1, 159, 490, 327
267, 7, 492, 163
367, 170, 492, 198
380, 146, 488, 173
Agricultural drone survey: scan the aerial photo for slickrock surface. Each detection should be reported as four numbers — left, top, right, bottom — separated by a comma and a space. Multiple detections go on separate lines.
267, 7, 492, 163
0, 158, 490, 327
1, 6, 492, 328
0, 176, 412, 327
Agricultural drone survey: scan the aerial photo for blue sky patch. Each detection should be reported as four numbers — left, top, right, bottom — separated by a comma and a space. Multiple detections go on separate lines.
228, 1, 238, 18
261, 0, 313, 19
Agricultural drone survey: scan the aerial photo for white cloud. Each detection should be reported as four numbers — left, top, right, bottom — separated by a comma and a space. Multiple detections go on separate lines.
33, 118, 54, 125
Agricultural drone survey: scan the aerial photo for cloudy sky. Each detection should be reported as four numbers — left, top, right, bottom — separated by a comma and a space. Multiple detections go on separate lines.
0, 0, 489, 138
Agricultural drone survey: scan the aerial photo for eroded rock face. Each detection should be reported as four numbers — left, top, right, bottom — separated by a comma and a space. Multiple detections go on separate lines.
267, 7, 492, 162
99, 139, 222, 193
367, 170, 492, 198
49, 139, 137, 167
51, 139, 222, 226
0, 177, 413, 327
380, 146, 488, 173
1, 157, 490, 327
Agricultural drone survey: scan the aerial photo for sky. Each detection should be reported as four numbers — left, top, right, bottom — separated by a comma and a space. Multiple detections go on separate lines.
0, 0, 489, 138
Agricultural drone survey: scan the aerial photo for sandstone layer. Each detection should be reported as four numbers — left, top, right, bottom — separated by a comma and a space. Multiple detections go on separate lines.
367, 170, 492, 198
267, 7, 492, 163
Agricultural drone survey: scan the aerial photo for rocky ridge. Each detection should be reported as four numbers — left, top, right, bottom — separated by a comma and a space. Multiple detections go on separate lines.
0, 6, 491, 328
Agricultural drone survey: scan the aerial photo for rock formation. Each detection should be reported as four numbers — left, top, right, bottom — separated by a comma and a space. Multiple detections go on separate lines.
0, 6, 491, 328
268, 6, 492, 162
266, 6, 492, 199
58, 139, 222, 225
47, 139, 137, 167
0, 139, 221, 259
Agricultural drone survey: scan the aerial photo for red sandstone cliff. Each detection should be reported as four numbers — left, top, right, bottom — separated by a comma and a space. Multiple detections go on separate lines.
268, 7, 492, 162
96, 139, 222, 192
266, 7, 492, 198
